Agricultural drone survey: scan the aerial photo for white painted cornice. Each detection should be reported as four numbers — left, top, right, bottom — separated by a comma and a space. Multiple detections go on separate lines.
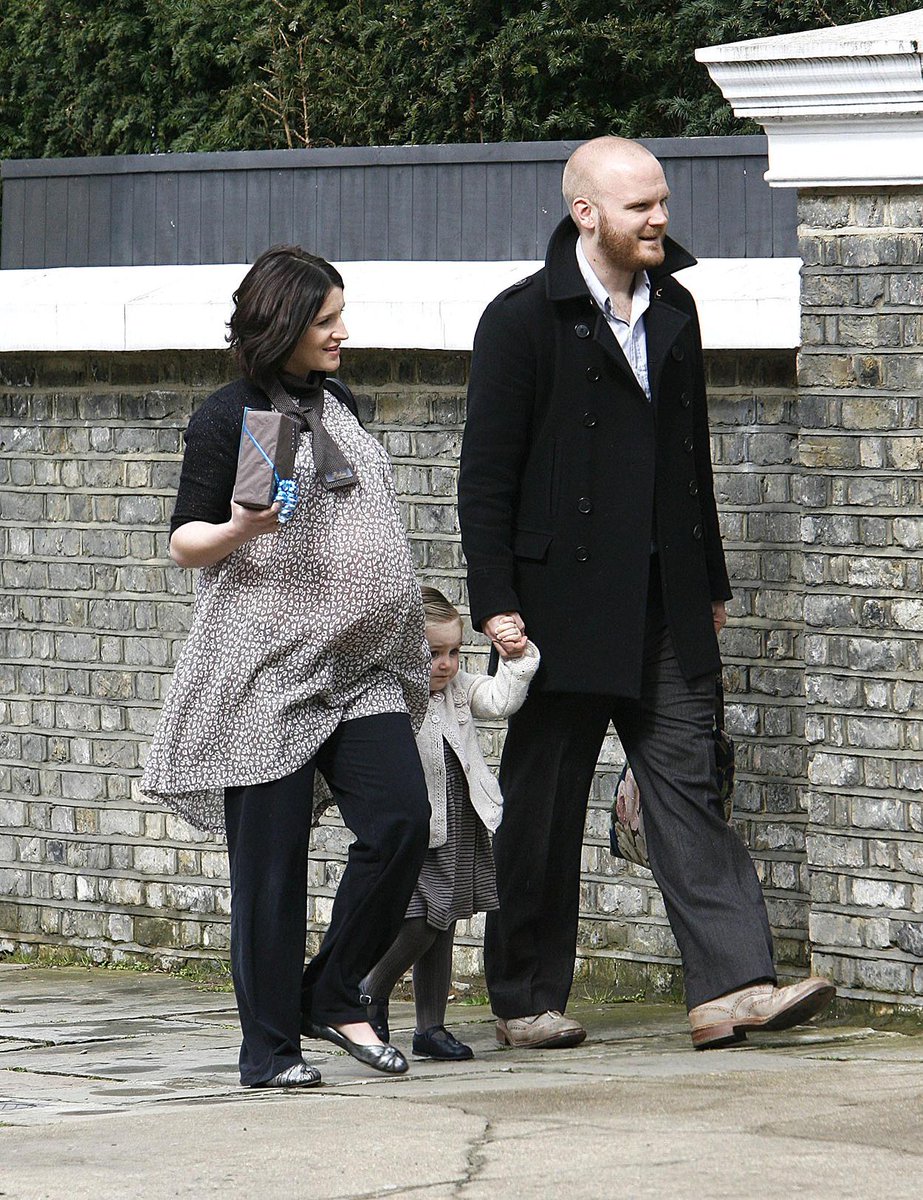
697, 11, 923, 187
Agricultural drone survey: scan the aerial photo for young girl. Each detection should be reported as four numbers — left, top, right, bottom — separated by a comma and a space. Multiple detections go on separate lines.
359, 586, 539, 1060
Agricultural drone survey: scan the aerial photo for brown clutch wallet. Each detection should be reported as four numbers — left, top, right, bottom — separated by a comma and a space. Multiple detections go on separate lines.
232, 408, 299, 509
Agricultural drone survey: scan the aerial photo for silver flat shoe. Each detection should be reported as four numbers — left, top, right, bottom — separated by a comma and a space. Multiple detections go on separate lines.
306, 1022, 408, 1074
253, 1060, 322, 1088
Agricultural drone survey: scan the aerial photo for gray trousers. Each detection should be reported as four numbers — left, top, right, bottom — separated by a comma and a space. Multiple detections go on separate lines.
484, 597, 776, 1018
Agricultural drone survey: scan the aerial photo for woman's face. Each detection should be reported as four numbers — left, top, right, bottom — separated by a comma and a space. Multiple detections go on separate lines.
283, 287, 348, 376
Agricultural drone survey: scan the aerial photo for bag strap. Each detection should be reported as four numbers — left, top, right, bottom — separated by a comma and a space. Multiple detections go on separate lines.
715, 671, 726, 730
324, 376, 363, 426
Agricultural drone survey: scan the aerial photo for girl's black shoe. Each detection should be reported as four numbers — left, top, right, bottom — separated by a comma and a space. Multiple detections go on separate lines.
412, 1025, 473, 1061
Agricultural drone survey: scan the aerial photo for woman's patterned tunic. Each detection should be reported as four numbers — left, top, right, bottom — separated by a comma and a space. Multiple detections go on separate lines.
141, 386, 430, 832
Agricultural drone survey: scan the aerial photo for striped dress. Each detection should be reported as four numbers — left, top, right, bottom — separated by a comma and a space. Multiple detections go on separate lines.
405, 742, 499, 930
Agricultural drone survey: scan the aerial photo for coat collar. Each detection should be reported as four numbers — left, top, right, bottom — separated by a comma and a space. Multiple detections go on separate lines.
543, 217, 696, 407
544, 216, 696, 303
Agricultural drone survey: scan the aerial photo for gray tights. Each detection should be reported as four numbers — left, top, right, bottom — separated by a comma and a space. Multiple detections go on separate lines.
361, 917, 456, 1032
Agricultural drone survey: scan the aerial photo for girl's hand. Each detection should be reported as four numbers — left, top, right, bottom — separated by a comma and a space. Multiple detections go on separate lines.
497, 630, 528, 660
484, 612, 527, 660
712, 601, 727, 635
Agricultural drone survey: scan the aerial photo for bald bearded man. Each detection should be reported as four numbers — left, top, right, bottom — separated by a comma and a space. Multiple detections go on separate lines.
458, 136, 834, 1050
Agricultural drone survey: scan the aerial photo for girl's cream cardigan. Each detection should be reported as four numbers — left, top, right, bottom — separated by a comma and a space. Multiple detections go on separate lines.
417, 642, 540, 848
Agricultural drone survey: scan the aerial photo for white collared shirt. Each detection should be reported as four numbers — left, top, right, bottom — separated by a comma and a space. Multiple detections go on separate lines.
576, 239, 652, 400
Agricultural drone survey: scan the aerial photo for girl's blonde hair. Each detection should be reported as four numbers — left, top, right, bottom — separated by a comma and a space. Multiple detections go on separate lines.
421, 586, 461, 627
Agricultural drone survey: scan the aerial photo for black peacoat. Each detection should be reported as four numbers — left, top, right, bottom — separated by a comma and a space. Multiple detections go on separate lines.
458, 216, 731, 698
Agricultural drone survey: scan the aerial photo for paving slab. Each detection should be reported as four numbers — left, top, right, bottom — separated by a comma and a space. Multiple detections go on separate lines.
1, 964, 921, 1199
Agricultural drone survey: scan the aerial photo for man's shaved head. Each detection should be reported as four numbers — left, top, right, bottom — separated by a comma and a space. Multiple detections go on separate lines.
561, 136, 670, 283
562, 136, 660, 213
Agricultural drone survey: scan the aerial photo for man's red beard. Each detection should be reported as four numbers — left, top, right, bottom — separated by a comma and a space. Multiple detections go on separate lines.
597, 208, 666, 274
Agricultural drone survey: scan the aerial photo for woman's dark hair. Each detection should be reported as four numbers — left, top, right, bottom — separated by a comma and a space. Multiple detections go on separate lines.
227, 245, 344, 379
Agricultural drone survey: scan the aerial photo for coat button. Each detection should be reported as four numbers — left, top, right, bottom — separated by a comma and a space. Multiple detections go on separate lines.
672, 345, 685, 361
578, 497, 593, 514
583, 412, 598, 427
683, 436, 694, 453
680, 392, 691, 408
575, 546, 590, 562
585, 367, 600, 382
693, 524, 703, 539
688, 480, 698, 496
575, 323, 590, 338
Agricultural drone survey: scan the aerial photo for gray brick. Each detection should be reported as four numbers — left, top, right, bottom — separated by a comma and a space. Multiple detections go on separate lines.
894, 518, 923, 550
892, 922, 923, 956
0, 868, 31, 897
892, 600, 923, 632
164, 884, 215, 914
896, 842, 923, 876
809, 911, 863, 948
0, 800, 29, 827
851, 796, 907, 831
134, 846, 178, 875
851, 878, 910, 909
98, 877, 145, 906
803, 594, 855, 628
808, 753, 862, 788
897, 762, 923, 792
854, 958, 911, 994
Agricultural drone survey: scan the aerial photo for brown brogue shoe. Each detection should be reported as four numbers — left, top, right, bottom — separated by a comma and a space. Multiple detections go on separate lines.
496, 1010, 587, 1049
689, 976, 836, 1050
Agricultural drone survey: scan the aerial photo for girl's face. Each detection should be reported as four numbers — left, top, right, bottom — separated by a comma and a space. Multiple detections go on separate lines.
427, 619, 462, 692
283, 286, 348, 376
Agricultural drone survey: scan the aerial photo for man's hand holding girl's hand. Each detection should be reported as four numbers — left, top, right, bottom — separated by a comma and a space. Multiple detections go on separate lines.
484, 612, 528, 660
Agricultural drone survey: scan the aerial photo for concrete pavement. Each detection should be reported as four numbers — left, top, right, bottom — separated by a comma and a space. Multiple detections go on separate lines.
1, 961, 922, 1199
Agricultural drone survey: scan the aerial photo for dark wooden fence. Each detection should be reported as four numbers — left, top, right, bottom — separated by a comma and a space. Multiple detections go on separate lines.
1, 137, 796, 269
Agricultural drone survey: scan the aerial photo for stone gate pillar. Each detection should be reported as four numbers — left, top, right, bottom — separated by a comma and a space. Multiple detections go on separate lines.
699, 12, 923, 1009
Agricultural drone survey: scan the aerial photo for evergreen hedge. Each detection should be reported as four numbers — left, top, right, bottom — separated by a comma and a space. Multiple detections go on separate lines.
0, 1, 917, 158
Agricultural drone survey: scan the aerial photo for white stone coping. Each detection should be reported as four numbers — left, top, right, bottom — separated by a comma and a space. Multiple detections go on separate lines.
697, 11, 923, 188
0, 258, 801, 355
696, 11, 923, 65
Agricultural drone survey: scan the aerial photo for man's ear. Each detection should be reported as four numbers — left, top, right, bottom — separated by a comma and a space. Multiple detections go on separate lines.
571, 197, 596, 232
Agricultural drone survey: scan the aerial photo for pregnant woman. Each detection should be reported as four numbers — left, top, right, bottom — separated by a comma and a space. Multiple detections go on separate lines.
142, 246, 430, 1087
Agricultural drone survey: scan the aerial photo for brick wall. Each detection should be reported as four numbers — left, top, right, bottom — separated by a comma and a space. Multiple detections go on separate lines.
799, 193, 923, 1007
2, 342, 917, 1007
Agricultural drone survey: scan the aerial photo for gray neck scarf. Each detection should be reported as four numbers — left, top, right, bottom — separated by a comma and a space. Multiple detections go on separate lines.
261, 372, 358, 490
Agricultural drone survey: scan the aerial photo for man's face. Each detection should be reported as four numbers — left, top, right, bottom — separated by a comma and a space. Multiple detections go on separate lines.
591, 156, 670, 275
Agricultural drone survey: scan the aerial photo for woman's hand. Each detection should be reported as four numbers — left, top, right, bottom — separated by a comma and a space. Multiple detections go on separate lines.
170, 501, 281, 568
229, 500, 282, 541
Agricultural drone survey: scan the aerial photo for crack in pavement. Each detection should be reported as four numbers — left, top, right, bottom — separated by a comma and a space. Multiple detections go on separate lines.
451, 1110, 493, 1197
2, 1066, 116, 1082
